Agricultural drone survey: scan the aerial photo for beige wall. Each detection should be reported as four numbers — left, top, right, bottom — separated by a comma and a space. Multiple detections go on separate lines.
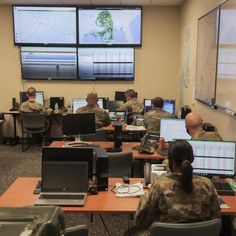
0, 6, 181, 136
180, 0, 236, 140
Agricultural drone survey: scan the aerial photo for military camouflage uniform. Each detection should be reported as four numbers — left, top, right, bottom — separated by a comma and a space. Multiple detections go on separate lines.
76, 104, 111, 128
20, 100, 46, 113
143, 108, 175, 132
125, 173, 220, 236
192, 131, 222, 141
119, 98, 144, 113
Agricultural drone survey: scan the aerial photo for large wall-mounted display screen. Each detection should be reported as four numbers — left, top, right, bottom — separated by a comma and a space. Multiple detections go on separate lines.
78, 48, 134, 80
13, 6, 77, 45
78, 7, 142, 46
21, 47, 77, 80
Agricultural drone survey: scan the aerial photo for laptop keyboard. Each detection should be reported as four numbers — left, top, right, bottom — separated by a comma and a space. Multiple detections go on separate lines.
213, 182, 235, 196
39, 194, 85, 200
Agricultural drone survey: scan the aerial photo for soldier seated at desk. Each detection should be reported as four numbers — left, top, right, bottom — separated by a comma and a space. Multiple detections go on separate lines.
124, 140, 220, 236
76, 92, 111, 129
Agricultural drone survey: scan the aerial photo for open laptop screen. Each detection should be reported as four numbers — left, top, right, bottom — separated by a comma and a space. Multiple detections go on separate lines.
188, 140, 236, 177
42, 161, 88, 192
160, 118, 191, 142
109, 111, 126, 124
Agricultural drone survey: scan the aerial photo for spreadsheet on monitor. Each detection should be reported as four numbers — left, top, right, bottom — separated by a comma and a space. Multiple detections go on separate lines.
188, 140, 236, 177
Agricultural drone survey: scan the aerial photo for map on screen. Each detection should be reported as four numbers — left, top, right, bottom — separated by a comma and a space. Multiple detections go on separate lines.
14, 6, 76, 45
78, 8, 141, 45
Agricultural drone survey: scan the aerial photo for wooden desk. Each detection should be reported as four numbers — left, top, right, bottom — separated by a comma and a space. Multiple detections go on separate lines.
0, 177, 235, 215
50, 141, 166, 160
0, 177, 140, 214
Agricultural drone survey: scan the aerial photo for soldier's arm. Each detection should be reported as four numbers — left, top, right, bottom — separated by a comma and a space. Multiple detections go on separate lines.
210, 184, 221, 218
135, 182, 161, 229
102, 111, 111, 126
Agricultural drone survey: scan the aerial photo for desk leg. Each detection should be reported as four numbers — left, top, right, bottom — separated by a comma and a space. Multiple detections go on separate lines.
11, 114, 19, 145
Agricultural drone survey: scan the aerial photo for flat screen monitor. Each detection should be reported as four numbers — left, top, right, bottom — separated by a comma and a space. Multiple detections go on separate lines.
106, 100, 124, 111
50, 97, 64, 110
13, 6, 77, 45
62, 113, 95, 136
72, 98, 104, 113
20, 91, 44, 105
20, 47, 77, 80
78, 7, 142, 46
42, 146, 94, 180
144, 99, 176, 115
160, 118, 191, 142
78, 48, 134, 81
109, 111, 126, 124
188, 140, 236, 177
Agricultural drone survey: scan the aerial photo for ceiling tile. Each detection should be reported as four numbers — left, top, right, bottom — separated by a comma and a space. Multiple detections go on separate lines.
121, 0, 151, 6
151, 0, 184, 6
90, 0, 121, 5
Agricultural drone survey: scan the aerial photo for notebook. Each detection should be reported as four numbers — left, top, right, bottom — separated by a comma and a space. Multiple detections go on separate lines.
35, 161, 88, 206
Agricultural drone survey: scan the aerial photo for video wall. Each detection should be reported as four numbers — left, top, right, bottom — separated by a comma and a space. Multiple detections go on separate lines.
13, 6, 141, 81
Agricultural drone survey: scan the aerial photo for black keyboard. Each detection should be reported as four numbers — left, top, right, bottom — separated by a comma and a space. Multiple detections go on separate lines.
213, 182, 235, 196
39, 194, 85, 200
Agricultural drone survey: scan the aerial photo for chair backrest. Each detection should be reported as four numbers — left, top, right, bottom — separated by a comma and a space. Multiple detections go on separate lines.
108, 152, 133, 177
150, 219, 222, 236
20, 112, 46, 133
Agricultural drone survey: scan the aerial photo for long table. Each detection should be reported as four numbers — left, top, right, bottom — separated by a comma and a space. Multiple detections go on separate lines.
0, 177, 140, 214
0, 177, 236, 215
50, 141, 166, 160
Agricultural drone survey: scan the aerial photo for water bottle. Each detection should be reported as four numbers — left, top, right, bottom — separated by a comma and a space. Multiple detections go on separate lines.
54, 103, 59, 113
144, 162, 151, 187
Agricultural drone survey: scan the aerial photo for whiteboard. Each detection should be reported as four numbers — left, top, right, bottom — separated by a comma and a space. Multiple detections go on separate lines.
215, 0, 236, 113
195, 7, 219, 106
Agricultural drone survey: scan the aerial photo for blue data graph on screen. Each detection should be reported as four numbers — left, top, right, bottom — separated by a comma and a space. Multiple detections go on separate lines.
21, 47, 77, 79
14, 6, 76, 44
78, 8, 141, 45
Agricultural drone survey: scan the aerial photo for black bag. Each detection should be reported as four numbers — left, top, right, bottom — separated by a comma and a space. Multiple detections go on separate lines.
0, 206, 65, 236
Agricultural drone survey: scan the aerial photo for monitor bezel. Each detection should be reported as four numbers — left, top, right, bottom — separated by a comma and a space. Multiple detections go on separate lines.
78, 6, 142, 47
188, 140, 236, 178
13, 5, 78, 46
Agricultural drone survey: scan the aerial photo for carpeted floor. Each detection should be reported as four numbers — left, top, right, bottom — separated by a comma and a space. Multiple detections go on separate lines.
0, 143, 135, 235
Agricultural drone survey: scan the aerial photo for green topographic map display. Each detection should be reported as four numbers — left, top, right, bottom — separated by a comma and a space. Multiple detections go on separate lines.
92, 10, 114, 42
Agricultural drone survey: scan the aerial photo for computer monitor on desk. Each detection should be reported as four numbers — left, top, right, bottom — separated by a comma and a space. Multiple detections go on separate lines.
62, 113, 95, 141
72, 98, 105, 113
160, 118, 191, 142
144, 99, 175, 115
188, 140, 236, 177
20, 91, 44, 105
106, 100, 124, 111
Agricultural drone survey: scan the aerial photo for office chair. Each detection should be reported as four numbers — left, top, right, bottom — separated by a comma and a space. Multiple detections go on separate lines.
20, 112, 48, 152
80, 129, 107, 141
149, 219, 222, 236
108, 152, 133, 177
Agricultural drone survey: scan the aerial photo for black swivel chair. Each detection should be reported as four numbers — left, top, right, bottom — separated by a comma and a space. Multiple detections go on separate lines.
20, 112, 48, 152
108, 152, 133, 177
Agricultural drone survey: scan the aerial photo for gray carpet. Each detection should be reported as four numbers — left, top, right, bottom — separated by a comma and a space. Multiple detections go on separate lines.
0, 143, 134, 235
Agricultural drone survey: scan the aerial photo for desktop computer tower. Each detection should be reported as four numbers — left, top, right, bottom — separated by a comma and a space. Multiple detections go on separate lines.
95, 148, 109, 191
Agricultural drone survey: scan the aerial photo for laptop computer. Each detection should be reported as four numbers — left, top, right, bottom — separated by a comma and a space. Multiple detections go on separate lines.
35, 161, 88, 206
109, 111, 126, 124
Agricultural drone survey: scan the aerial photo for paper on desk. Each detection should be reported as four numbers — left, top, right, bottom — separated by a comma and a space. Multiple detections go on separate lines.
126, 125, 146, 131
219, 197, 230, 209
115, 182, 144, 198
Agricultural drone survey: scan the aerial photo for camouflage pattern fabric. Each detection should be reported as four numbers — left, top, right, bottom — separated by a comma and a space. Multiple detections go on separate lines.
20, 100, 46, 113
76, 104, 111, 128
119, 98, 144, 113
125, 173, 220, 236
192, 131, 222, 141
143, 108, 175, 132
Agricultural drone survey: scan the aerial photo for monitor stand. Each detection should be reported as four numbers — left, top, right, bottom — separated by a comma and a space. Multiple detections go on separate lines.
63, 135, 91, 147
